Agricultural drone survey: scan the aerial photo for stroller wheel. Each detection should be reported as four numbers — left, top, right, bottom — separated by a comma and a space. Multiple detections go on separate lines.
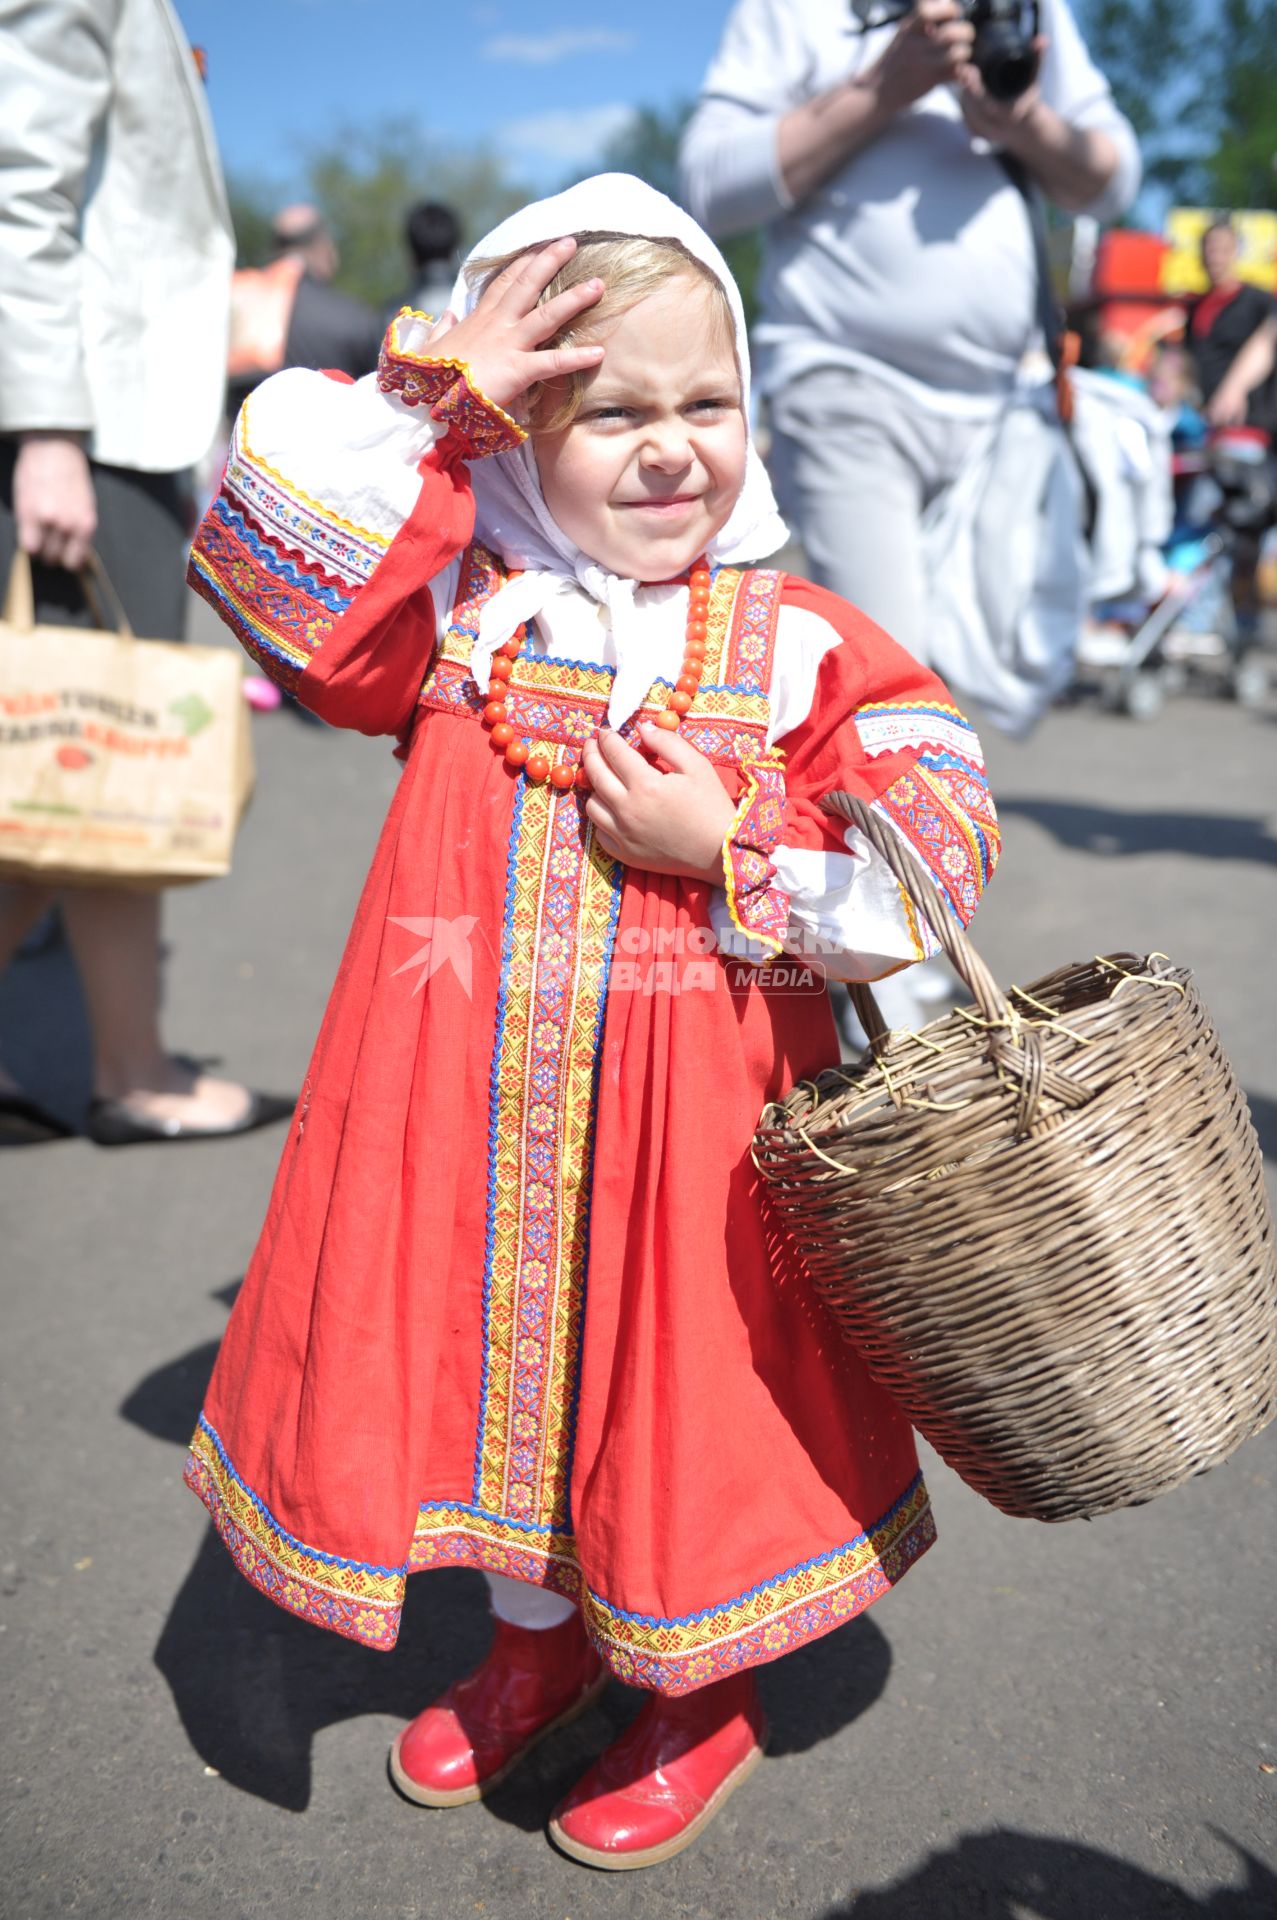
1118, 669, 1168, 720
1230, 653, 1269, 709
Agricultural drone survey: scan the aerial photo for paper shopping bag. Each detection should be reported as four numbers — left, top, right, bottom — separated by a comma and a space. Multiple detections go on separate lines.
0, 552, 254, 887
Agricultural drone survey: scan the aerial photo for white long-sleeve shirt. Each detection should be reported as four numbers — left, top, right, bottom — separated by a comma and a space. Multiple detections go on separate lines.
680, 0, 1140, 414
0, 0, 234, 468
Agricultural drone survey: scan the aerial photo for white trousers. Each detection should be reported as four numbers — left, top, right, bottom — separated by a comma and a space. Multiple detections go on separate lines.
771, 364, 987, 1032
483, 1571, 577, 1629
768, 364, 989, 660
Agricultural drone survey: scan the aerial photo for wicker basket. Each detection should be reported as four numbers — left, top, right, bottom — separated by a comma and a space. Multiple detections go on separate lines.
753, 792, 1277, 1522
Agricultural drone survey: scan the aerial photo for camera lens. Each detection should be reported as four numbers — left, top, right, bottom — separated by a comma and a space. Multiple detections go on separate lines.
974, 24, 1040, 99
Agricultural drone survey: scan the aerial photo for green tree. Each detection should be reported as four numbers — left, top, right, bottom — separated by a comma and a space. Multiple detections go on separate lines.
1078, 0, 1277, 209
599, 101, 690, 203
596, 98, 764, 324
1077, 0, 1204, 197
306, 120, 529, 311
227, 122, 530, 311
1207, 0, 1277, 207
226, 180, 278, 269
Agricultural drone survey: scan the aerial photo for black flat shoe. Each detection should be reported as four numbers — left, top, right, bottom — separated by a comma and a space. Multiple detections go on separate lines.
86, 1090, 296, 1147
0, 1091, 77, 1143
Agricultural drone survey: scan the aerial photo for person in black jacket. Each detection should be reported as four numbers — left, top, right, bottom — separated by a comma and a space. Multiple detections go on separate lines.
402, 200, 461, 319
1186, 218, 1277, 640
1188, 218, 1277, 432
271, 204, 383, 378
226, 205, 383, 419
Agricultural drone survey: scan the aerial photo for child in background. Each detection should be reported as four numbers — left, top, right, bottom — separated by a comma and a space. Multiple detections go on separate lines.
184, 176, 998, 1869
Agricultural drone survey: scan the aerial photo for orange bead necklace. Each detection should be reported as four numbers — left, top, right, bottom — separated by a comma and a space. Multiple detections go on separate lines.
481, 560, 713, 791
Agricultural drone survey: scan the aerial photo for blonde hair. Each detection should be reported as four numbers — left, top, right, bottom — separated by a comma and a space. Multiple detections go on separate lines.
465, 230, 737, 432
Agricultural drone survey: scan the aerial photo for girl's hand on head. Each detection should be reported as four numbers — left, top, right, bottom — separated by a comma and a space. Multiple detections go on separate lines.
423, 237, 606, 415
581, 723, 737, 883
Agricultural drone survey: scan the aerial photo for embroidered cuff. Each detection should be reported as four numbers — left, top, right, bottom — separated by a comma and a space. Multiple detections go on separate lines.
376, 311, 527, 460
720, 756, 790, 958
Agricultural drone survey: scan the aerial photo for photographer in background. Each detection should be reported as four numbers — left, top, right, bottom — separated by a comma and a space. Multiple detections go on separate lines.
681, 0, 1139, 662
682, 0, 1138, 1029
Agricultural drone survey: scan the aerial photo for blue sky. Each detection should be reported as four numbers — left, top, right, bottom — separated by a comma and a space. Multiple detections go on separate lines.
179, 1, 729, 194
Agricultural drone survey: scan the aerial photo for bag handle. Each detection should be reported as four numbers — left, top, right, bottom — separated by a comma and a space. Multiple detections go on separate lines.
79, 550, 137, 639
2, 550, 36, 630
1, 548, 136, 639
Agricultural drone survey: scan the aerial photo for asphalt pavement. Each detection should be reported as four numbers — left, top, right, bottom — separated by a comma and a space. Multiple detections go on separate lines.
3, 597, 1275, 1920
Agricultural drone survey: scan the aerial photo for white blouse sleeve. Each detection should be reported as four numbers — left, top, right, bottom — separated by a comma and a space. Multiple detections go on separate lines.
236, 363, 445, 588
679, 0, 811, 235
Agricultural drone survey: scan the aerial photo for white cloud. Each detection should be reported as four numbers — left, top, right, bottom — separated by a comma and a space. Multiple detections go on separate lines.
502, 102, 638, 166
483, 28, 637, 64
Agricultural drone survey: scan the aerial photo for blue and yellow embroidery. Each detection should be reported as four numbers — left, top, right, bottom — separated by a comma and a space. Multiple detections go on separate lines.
472, 776, 622, 1527
854, 700, 984, 766
187, 403, 386, 689
409, 1475, 934, 1694
185, 1416, 405, 1649
873, 755, 999, 933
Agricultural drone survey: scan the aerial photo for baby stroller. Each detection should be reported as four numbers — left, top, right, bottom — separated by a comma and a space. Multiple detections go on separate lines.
1077, 409, 1274, 720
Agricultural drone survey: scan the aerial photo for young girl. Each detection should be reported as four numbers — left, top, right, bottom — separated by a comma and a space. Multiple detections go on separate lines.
185, 175, 998, 1870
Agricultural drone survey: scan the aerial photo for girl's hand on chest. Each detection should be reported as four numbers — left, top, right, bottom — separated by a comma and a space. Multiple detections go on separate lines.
581, 723, 737, 884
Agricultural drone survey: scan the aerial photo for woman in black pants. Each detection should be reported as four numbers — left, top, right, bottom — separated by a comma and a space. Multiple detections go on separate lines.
0, 0, 289, 1146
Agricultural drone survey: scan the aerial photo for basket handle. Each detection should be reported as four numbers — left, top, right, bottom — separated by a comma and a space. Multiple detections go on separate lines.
821, 790, 1011, 1037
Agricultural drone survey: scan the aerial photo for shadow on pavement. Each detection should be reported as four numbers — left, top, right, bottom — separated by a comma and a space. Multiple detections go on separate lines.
827, 1828, 1277, 1919
120, 1278, 241, 1444
126, 1300, 894, 1816
997, 798, 1276, 867
0, 918, 90, 1129
153, 1536, 494, 1814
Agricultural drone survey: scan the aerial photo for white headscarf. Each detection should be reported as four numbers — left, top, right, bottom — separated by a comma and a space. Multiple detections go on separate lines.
438, 173, 788, 715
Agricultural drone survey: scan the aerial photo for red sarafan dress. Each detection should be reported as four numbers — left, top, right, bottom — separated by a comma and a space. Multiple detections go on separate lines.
184, 355, 999, 1694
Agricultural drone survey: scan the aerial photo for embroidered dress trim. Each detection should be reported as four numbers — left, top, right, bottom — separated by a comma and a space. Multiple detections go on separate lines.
377, 316, 526, 457
854, 700, 985, 767
184, 1417, 405, 1649
713, 567, 788, 954
414, 545, 775, 764
471, 778, 623, 1527
873, 752, 1000, 931
186, 405, 385, 689
721, 756, 790, 954
410, 1473, 935, 1694
183, 1414, 933, 1681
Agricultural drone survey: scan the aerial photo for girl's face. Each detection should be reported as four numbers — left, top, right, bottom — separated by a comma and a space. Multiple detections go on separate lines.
533, 276, 747, 582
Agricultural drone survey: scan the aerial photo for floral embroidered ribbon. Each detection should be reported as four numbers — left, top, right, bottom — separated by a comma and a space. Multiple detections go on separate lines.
376, 311, 527, 460
721, 755, 790, 956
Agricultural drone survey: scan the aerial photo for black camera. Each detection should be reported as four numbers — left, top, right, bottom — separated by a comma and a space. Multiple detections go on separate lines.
852, 1, 1041, 101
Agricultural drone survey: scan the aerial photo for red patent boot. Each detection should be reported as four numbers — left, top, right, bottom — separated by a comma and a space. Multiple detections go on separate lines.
389, 1609, 606, 1807
548, 1670, 767, 1869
